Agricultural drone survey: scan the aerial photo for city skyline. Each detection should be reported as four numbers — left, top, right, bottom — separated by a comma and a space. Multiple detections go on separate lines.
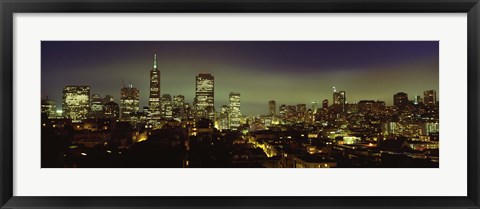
41, 41, 439, 168
41, 41, 439, 115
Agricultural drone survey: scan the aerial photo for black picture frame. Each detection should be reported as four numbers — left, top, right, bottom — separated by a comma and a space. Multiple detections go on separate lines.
1, 0, 479, 208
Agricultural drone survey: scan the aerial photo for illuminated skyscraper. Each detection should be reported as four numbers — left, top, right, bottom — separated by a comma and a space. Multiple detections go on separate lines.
279, 104, 287, 121
228, 92, 241, 129
194, 73, 215, 121
394, 92, 409, 110
268, 100, 276, 116
333, 87, 346, 113
161, 94, 173, 119
62, 86, 90, 122
41, 97, 57, 119
285, 105, 297, 123
173, 95, 186, 120
90, 94, 104, 118
120, 84, 140, 120
297, 104, 307, 122
184, 103, 193, 120
173, 95, 185, 108
423, 90, 437, 106
149, 53, 161, 117
218, 105, 229, 130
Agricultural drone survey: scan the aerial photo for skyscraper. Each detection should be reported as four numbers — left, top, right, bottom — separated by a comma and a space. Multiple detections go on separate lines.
285, 105, 297, 123
218, 105, 229, 130
90, 94, 104, 118
333, 87, 346, 113
394, 92, 409, 110
423, 90, 437, 106
62, 86, 90, 122
173, 95, 186, 120
41, 97, 57, 119
194, 73, 215, 121
120, 84, 140, 120
268, 100, 276, 116
279, 104, 287, 121
184, 103, 193, 120
297, 104, 307, 122
149, 53, 161, 117
229, 92, 241, 129
161, 94, 173, 119
173, 95, 185, 108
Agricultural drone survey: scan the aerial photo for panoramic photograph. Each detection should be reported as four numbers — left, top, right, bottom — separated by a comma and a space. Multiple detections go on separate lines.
41, 41, 439, 168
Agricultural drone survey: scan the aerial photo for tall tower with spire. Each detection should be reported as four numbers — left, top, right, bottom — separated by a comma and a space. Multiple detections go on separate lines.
149, 53, 161, 117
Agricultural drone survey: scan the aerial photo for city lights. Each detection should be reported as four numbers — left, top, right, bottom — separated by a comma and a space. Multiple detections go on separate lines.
41, 41, 439, 168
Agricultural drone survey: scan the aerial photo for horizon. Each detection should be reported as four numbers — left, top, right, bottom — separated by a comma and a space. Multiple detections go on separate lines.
41, 41, 439, 115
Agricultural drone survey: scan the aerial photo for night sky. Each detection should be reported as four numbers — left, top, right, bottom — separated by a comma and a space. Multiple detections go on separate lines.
41, 41, 439, 115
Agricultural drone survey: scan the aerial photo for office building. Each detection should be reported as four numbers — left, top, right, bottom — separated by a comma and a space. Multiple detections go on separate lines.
229, 92, 241, 129
161, 94, 173, 119
269, 100, 276, 116
41, 97, 57, 119
423, 90, 437, 106
333, 87, 346, 113
194, 73, 215, 121
297, 104, 307, 122
90, 94, 104, 118
120, 84, 140, 120
279, 104, 287, 121
394, 92, 409, 110
218, 105, 229, 130
62, 86, 90, 122
173, 95, 186, 120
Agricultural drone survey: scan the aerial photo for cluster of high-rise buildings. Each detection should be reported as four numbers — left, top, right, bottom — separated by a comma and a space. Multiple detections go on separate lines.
41, 53, 244, 130
41, 54, 439, 135
253, 87, 438, 134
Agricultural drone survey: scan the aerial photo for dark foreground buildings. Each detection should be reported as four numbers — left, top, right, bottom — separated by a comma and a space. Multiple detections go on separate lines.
41, 87, 439, 168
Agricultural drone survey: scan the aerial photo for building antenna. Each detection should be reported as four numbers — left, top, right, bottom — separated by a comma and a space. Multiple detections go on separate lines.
153, 53, 158, 69
122, 79, 125, 88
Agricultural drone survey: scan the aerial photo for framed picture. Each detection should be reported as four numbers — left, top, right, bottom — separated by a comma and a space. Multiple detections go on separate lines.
1, 0, 479, 208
